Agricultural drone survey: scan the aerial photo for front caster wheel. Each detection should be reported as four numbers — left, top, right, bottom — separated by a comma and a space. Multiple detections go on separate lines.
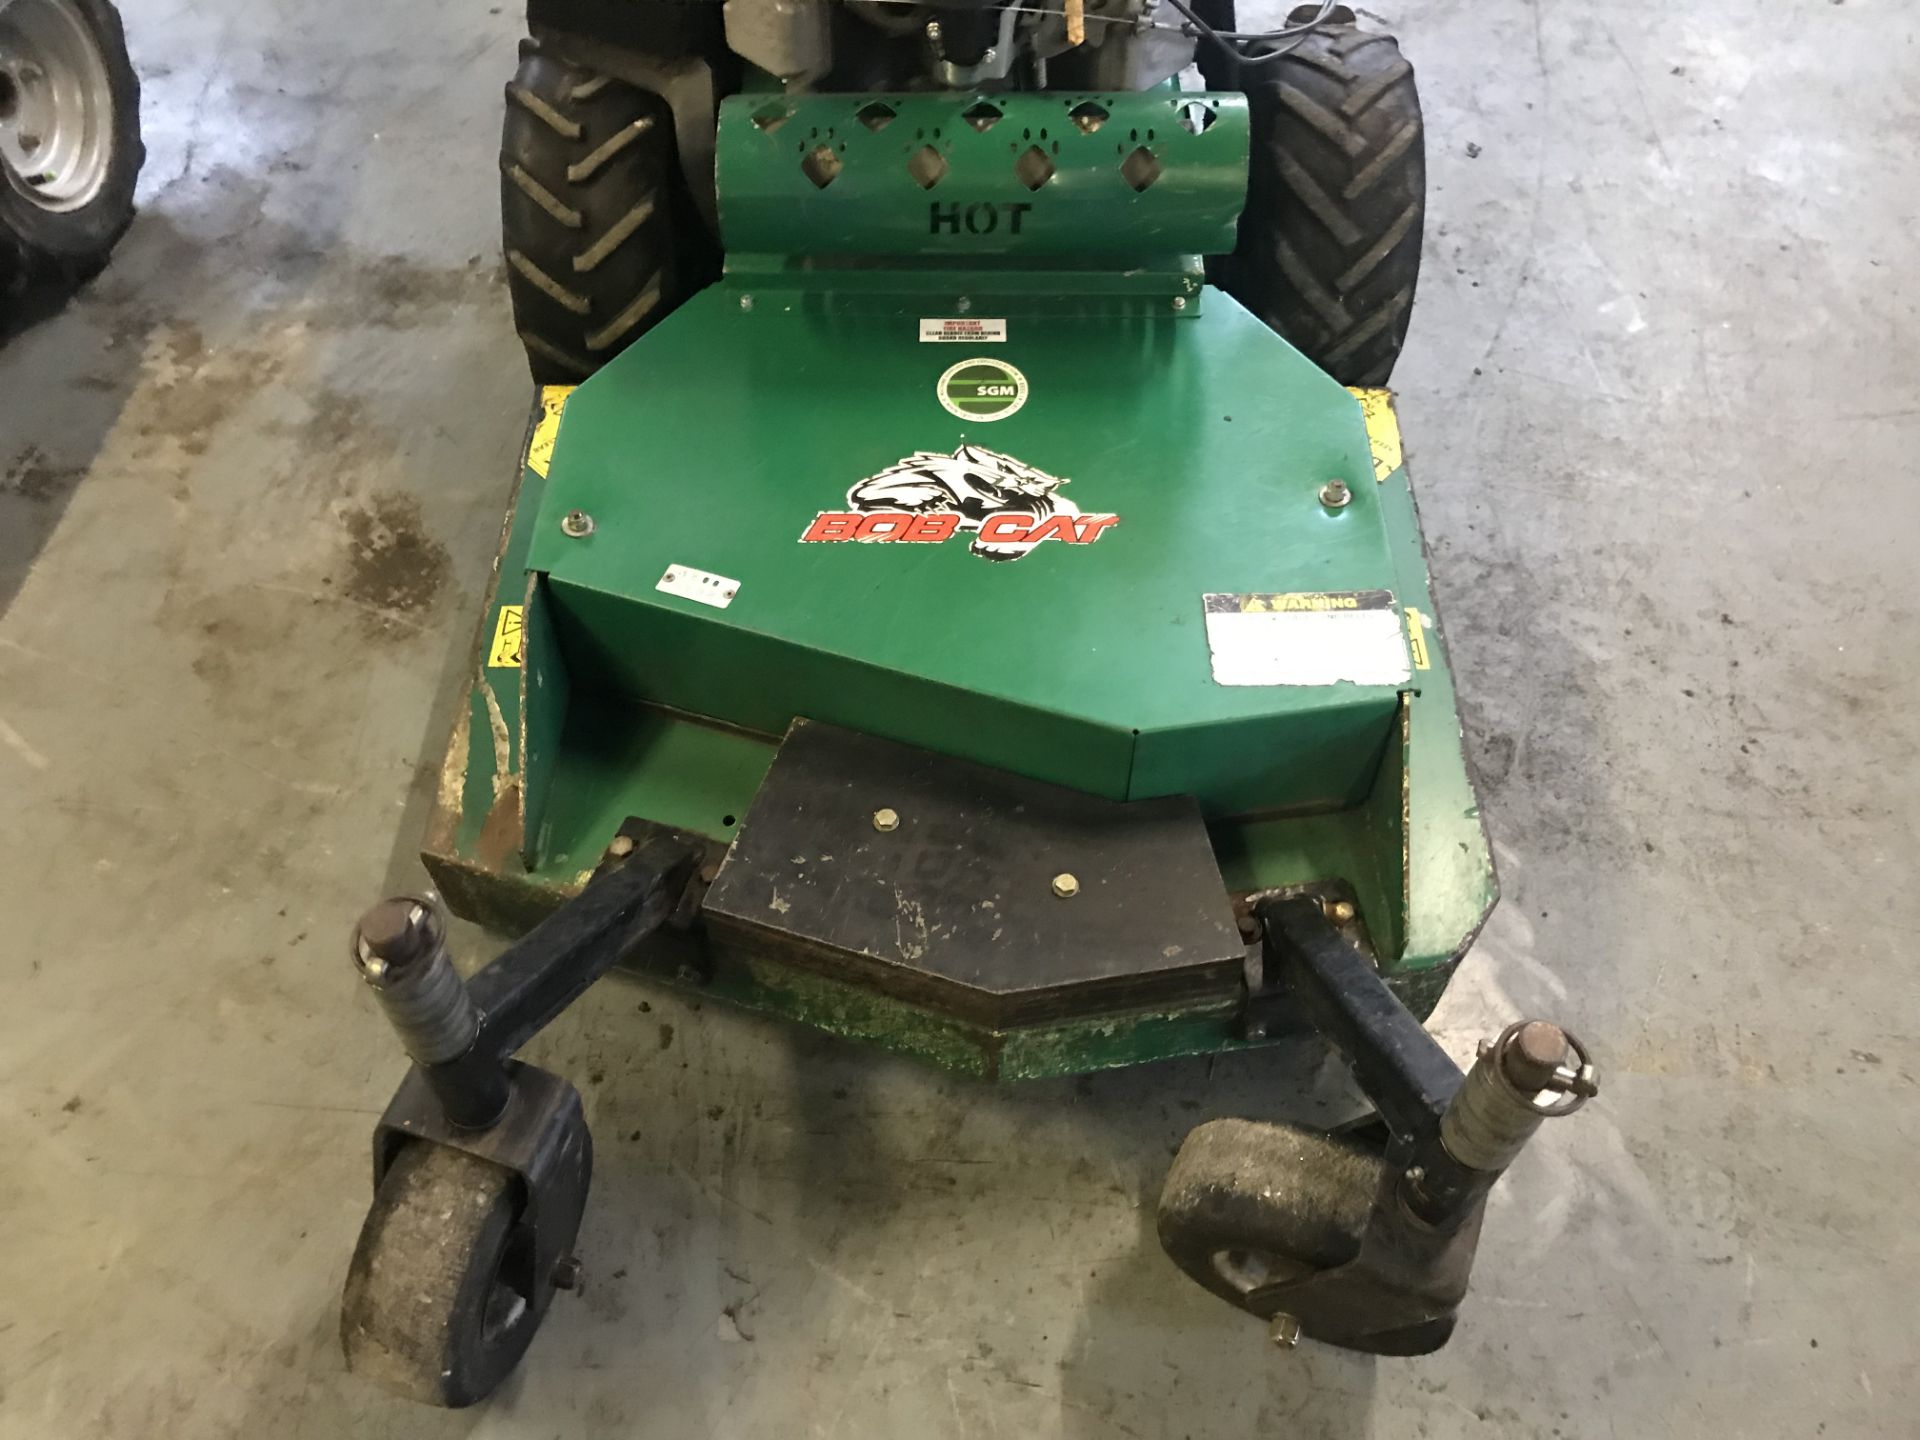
1157, 1118, 1381, 1317
341, 1142, 541, 1408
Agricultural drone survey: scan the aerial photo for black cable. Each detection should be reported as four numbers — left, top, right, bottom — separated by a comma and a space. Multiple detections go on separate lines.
1156, 0, 1339, 65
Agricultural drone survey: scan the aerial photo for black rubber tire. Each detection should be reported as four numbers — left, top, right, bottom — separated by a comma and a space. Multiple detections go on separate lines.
1157, 1118, 1379, 1308
1213, 10, 1425, 386
1157, 1118, 1456, 1356
500, 38, 705, 384
340, 1142, 537, 1408
0, 0, 144, 288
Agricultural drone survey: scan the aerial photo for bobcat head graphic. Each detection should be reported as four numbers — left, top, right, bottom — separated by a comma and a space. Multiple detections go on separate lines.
845, 445, 1078, 561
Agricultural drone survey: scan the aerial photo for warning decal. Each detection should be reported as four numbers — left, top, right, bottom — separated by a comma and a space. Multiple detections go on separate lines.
920, 317, 1008, 343
487, 605, 524, 669
1404, 605, 1432, 670
1203, 591, 1411, 687
1347, 387, 1404, 483
525, 385, 575, 478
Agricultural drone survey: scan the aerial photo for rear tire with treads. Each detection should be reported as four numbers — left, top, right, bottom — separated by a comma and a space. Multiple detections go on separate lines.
1214, 9, 1425, 386
499, 39, 704, 383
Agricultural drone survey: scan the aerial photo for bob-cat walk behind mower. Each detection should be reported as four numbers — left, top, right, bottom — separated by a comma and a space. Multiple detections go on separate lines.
335, 0, 1598, 1406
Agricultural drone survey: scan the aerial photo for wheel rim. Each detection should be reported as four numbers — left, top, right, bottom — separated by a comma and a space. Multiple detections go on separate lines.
0, 0, 117, 212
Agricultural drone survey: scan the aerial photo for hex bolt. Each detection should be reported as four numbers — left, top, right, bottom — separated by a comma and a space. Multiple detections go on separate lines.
1171, 296, 1188, 312
1325, 899, 1356, 923
1051, 873, 1080, 899
872, 807, 900, 832
560, 508, 595, 538
739, 293, 754, 311
550, 1254, 584, 1292
1319, 479, 1352, 509
955, 296, 972, 314
607, 834, 635, 859
1236, 913, 1263, 942
1268, 1313, 1301, 1348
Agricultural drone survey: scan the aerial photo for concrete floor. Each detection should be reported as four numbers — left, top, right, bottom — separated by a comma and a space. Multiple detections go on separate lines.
3, 0, 1916, 1434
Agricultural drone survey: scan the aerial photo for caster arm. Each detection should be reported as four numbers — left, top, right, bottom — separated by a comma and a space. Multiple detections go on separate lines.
1158, 895, 1597, 1355
350, 827, 700, 1129
340, 825, 701, 1406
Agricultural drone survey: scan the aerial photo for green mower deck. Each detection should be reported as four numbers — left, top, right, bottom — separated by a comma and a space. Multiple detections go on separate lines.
422, 312, 1491, 1079
417, 88, 1491, 1080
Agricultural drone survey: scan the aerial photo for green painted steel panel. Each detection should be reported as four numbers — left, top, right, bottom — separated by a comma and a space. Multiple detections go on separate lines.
718, 91, 1249, 257
526, 286, 1404, 816
724, 256, 1209, 315
422, 379, 1493, 1078
543, 703, 776, 866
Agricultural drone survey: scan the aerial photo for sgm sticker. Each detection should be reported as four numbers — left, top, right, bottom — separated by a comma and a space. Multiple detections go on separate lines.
801, 444, 1117, 562
921, 317, 1007, 343
1203, 591, 1410, 687
487, 604, 524, 668
938, 357, 1028, 422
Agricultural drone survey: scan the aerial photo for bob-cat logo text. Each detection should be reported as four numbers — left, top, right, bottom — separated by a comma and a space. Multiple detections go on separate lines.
801, 445, 1118, 562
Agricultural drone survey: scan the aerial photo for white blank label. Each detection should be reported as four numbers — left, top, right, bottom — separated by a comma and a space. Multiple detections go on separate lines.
657, 564, 739, 609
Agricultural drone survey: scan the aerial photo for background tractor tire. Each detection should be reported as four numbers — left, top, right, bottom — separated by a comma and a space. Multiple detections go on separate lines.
0, 0, 144, 288
1213, 7, 1425, 386
500, 39, 708, 384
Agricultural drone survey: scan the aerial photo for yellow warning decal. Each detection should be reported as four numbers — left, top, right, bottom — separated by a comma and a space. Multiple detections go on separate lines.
1348, 386, 1403, 483
1404, 606, 1432, 670
526, 385, 576, 479
487, 604, 525, 669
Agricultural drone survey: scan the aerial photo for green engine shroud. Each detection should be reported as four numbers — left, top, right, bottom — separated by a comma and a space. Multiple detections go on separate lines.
718, 91, 1250, 257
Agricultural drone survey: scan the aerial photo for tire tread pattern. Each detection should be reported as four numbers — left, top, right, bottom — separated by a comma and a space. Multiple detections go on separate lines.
1215, 22, 1426, 386
500, 39, 700, 382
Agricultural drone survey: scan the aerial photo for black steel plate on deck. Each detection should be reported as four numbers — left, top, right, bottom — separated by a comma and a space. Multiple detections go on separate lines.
703, 721, 1245, 1027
